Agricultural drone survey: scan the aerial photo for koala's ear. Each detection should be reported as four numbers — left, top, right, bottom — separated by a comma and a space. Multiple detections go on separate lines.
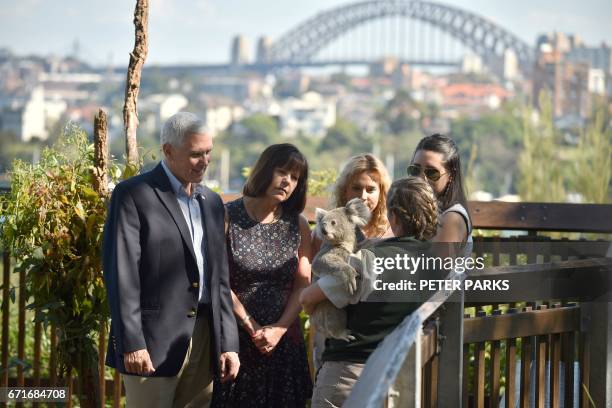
315, 208, 328, 224
345, 198, 371, 227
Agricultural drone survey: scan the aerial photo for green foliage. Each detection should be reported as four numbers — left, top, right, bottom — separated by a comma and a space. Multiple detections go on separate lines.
238, 113, 281, 145
318, 118, 368, 153
450, 103, 523, 196
377, 89, 419, 135
308, 169, 338, 197
211, 114, 282, 187
573, 105, 611, 203
0, 124, 119, 383
518, 93, 566, 202
464, 144, 478, 198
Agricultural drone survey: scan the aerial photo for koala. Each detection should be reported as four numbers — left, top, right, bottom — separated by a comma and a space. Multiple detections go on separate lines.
310, 197, 371, 341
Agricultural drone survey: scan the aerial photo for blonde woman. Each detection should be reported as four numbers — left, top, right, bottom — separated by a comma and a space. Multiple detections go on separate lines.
312, 153, 393, 254
308, 154, 393, 371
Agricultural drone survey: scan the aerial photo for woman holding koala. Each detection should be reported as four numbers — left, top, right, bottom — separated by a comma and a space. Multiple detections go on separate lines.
312, 153, 393, 255
303, 176, 439, 407
212, 144, 312, 407
310, 153, 393, 370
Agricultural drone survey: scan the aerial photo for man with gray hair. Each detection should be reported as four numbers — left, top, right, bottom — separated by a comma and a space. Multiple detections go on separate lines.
103, 112, 239, 407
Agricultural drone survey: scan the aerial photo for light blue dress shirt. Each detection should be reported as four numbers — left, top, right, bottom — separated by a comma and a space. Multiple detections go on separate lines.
161, 160, 210, 304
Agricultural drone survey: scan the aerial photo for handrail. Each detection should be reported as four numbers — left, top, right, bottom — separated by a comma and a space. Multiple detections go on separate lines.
345, 270, 465, 407
345, 256, 612, 407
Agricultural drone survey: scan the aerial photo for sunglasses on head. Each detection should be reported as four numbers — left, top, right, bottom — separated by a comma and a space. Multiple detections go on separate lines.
407, 164, 447, 182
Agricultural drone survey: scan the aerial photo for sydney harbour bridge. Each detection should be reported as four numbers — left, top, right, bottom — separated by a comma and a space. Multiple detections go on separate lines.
151, 0, 534, 76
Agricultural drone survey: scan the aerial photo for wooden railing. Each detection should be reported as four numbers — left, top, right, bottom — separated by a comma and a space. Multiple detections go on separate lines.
350, 202, 612, 408
1, 199, 611, 407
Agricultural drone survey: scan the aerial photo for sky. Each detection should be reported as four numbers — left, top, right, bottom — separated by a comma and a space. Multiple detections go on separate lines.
0, 0, 611, 66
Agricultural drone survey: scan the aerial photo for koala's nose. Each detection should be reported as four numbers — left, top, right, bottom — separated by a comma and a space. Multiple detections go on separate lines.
320, 226, 327, 236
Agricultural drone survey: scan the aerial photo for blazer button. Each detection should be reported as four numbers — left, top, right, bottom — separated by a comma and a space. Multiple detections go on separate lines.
192, 282, 199, 288
188, 309, 197, 318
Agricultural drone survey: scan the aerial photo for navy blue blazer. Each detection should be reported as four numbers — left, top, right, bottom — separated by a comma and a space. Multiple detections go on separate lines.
102, 162, 238, 377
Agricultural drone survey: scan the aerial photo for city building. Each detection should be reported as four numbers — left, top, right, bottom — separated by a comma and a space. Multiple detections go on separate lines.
139, 93, 189, 133
230, 35, 250, 67
278, 91, 336, 138
533, 32, 607, 118
197, 75, 265, 103
440, 83, 512, 117
256, 36, 273, 64
198, 96, 245, 137
0, 86, 47, 141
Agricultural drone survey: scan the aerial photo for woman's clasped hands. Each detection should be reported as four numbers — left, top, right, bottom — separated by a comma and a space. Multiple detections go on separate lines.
244, 320, 287, 356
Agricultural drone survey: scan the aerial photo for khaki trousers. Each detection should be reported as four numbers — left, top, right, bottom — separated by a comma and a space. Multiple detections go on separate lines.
311, 360, 411, 408
122, 313, 213, 408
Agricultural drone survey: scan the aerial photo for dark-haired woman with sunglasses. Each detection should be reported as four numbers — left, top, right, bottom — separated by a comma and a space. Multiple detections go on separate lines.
408, 134, 473, 244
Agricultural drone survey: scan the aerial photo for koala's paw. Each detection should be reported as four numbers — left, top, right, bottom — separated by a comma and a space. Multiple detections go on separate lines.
334, 330, 355, 342
344, 267, 358, 295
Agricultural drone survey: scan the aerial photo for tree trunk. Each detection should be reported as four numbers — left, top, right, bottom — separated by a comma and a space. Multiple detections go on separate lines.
77, 353, 101, 408
93, 109, 109, 196
123, 0, 149, 167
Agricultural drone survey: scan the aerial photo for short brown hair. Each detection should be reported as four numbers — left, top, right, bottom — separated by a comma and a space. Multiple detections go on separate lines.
387, 176, 438, 240
243, 143, 309, 214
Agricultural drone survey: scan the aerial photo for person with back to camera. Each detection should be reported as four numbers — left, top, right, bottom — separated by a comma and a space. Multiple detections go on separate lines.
408, 133, 473, 246
212, 143, 313, 407
102, 112, 239, 408
309, 153, 393, 370
301, 176, 439, 407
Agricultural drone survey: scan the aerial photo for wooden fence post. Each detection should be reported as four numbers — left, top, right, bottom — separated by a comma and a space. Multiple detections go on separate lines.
91, 108, 109, 408
437, 290, 464, 407
1, 251, 10, 387
93, 109, 109, 197
17, 261, 25, 388
581, 298, 612, 407
396, 332, 422, 408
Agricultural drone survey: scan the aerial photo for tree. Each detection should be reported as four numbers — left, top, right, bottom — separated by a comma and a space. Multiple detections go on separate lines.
211, 114, 281, 190
572, 105, 611, 203
449, 102, 523, 196
123, 0, 149, 167
377, 89, 419, 135
1, 125, 120, 407
318, 118, 362, 152
237, 113, 280, 145
517, 92, 566, 202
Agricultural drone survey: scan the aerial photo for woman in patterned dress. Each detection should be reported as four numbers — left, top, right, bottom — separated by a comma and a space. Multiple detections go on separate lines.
212, 143, 313, 407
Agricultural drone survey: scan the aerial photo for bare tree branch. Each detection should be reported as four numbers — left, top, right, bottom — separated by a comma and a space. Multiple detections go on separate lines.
123, 0, 149, 167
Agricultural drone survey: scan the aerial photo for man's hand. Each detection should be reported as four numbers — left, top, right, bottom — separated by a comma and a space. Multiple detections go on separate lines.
124, 349, 155, 375
219, 352, 240, 383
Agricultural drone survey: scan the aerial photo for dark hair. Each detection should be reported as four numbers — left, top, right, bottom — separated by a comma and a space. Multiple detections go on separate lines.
387, 177, 438, 241
243, 143, 309, 214
413, 134, 471, 224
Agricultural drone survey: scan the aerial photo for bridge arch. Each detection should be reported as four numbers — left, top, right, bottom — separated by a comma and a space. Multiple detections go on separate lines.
268, 0, 533, 70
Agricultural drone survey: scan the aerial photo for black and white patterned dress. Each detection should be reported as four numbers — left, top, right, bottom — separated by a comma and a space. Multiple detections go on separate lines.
212, 197, 312, 407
